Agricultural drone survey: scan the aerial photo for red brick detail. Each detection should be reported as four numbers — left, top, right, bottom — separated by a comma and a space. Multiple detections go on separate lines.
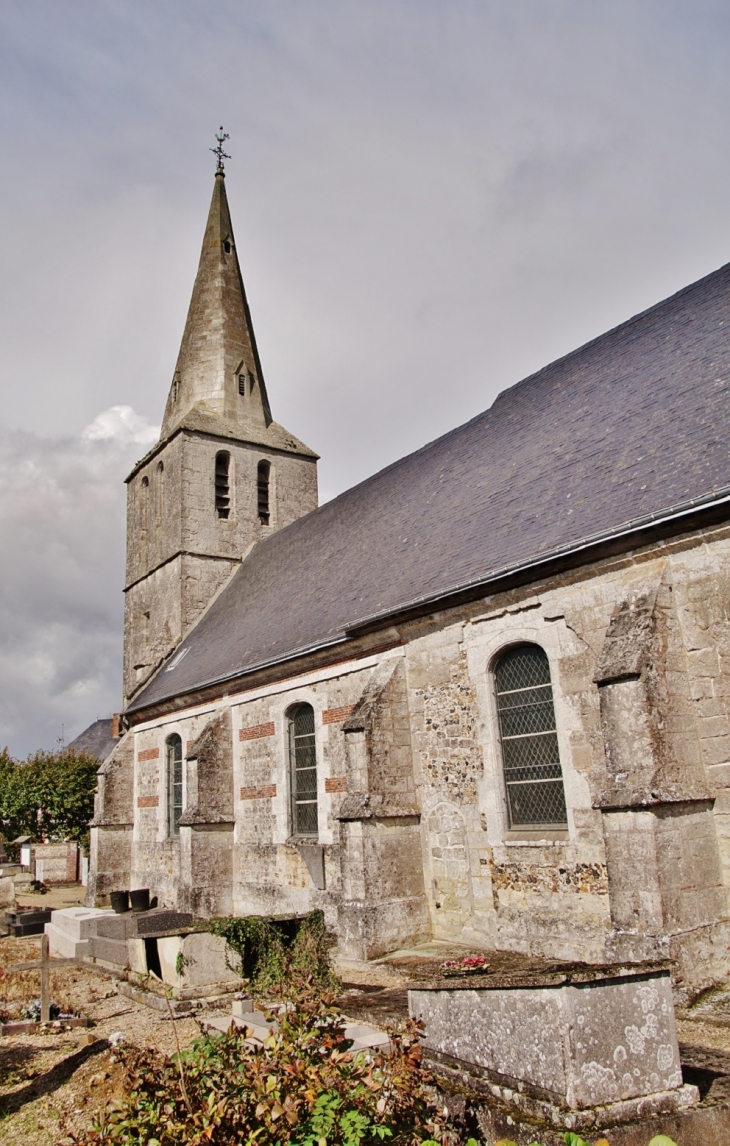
322, 705, 355, 725
240, 784, 277, 800
137, 795, 159, 808
186, 740, 195, 751
325, 777, 348, 793
138, 747, 159, 762
239, 722, 275, 742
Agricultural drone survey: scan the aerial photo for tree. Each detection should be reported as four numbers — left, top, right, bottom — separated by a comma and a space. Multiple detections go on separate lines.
0, 749, 98, 847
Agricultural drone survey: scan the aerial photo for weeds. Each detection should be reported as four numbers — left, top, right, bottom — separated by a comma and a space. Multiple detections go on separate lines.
205, 908, 340, 994
72, 994, 456, 1145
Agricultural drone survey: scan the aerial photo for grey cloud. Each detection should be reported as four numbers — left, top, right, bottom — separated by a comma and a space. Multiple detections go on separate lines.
0, 408, 158, 756
1, 1, 730, 749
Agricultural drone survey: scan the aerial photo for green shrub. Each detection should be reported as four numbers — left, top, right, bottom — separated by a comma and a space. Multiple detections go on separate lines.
73, 995, 457, 1145
206, 909, 340, 994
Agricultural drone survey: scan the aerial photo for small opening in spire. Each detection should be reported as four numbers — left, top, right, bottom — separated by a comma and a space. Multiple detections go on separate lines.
215, 451, 231, 518
238, 372, 246, 395
172, 372, 181, 403
223, 240, 231, 254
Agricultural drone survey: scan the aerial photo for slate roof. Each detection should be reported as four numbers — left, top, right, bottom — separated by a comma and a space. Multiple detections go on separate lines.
129, 261, 730, 712
67, 718, 119, 762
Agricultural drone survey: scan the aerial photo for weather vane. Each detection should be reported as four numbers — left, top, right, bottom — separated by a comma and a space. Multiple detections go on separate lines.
211, 126, 231, 172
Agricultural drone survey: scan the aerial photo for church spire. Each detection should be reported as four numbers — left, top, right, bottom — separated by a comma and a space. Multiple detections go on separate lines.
160, 153, 272, 440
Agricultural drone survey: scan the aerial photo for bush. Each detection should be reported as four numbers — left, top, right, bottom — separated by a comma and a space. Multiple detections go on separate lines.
206, 909, 340, 994
73, 994, 458, 1145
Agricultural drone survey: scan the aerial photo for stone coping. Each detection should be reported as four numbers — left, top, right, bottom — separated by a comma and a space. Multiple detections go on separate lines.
412, 959, 673, 992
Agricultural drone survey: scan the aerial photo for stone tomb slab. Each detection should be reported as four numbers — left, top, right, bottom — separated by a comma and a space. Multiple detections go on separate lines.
48, 907, 108, 947
409, 968, 697, 1116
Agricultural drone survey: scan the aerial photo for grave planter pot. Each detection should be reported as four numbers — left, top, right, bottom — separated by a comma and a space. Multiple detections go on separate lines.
129, 888, 150, 912
110, 891, 129, 914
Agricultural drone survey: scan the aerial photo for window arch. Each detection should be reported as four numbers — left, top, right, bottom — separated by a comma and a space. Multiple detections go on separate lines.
257, 460, 271, 525
494, 644, 567, 829
166, 734, 183, 836
288, 704, 318, 836
215, 451, 231, 518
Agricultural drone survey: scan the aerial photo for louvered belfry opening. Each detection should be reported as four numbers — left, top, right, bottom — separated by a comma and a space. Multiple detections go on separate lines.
288, 704, 318, 836
257, 459, 270, 525
495, 644, 568, 828
215, 451, 231, 518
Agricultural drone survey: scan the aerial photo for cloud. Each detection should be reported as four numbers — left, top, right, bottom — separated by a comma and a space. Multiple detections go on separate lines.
82, 405, 160, 447
0, 408, 158, 756
1, 1, 730, 746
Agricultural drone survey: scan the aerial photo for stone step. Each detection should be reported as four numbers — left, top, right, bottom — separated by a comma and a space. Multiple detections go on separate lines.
45, 921, 90, 960
50, 907, 108, 941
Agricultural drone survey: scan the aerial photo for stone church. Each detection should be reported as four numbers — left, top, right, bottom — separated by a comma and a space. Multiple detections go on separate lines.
89, 160, 730, 995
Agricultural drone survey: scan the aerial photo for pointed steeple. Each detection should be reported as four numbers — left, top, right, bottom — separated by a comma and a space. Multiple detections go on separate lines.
160, 169, 273, 439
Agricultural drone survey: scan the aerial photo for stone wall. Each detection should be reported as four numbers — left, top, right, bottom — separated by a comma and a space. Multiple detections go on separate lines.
99, 522, 730, 988
123, 430, 318, 703
87, 733, 134, 905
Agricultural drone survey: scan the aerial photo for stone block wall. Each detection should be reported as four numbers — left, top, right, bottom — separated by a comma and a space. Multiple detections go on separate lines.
100, 522, 730, 988
123, 429, 317, 703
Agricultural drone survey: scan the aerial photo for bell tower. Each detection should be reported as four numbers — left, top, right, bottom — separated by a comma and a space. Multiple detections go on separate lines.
123, 154, 318, 705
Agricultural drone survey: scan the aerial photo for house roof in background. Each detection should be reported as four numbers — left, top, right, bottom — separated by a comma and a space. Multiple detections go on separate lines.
129, 260, 730, 712
67, 718, 119, 762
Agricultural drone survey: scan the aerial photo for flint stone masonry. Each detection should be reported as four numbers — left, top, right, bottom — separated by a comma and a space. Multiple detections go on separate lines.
410, 969, 691, 1112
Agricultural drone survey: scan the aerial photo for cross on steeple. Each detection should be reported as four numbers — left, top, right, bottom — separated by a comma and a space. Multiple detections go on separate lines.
210, 126, 230, 172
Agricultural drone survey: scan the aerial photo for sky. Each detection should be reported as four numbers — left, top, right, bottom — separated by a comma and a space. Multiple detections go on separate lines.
1, 0, 730, 755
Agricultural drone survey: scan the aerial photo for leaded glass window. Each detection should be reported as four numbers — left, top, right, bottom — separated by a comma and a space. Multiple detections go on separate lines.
166, 734, 183, 836
495, 645, 567, 829
288, 704, 318, 836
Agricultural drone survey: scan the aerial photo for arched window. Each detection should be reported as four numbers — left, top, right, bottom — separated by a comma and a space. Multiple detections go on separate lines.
166, 734, 183, 836
495, 644, 567, 829
215, 451, 231, 518
257, 460, 270, 525
288, 704, 318, 836
140, 475, 149, 524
